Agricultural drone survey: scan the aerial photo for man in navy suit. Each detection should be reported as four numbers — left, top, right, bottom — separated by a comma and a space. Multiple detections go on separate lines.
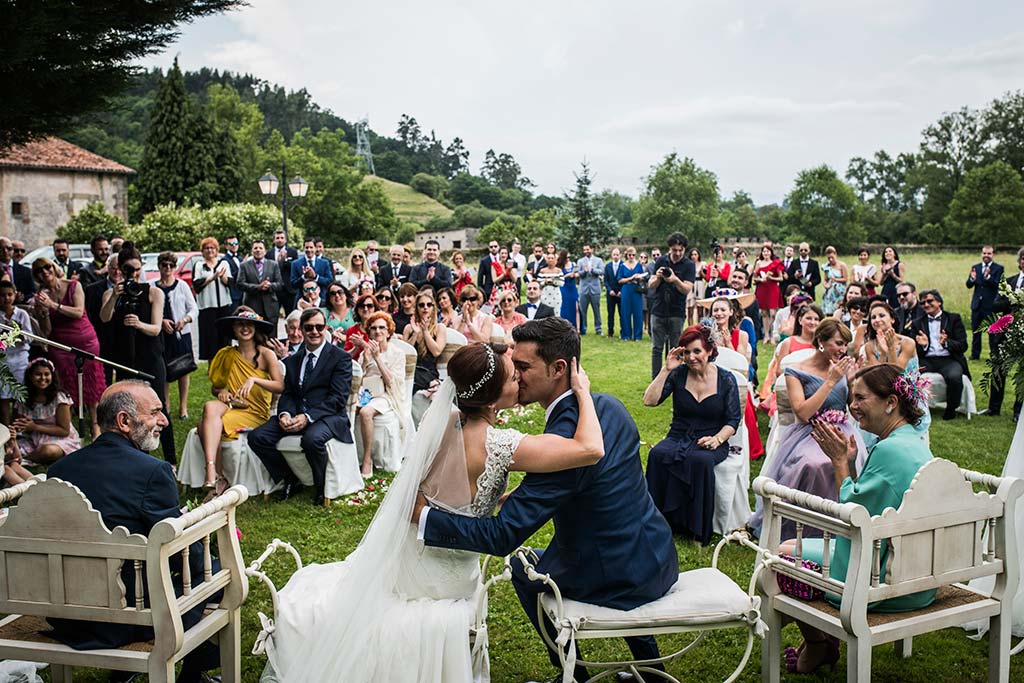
966, 244, 1004, 360
604, 247, 622, 338
477, 239, 500, 302
516, 280, 555, 320
290, 237, 334, 308
47, 381, 219, 682
249, 308, 353, 504
987, 247, 1024, 418
415, 317, 677, 682
410, 239, 453, 292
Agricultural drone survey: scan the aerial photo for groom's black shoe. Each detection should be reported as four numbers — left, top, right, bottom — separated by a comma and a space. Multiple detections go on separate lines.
278, 482, 305, 501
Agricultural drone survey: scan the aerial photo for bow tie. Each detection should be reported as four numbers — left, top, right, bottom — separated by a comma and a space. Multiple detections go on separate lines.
527, 303, 537, 308
929, 316, 942, 322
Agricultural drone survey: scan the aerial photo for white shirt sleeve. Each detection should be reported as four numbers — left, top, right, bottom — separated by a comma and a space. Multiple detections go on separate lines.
416, 507, 430, 541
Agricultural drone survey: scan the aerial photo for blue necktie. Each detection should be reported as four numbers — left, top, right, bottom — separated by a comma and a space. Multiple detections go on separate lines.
303, 351, 316, 387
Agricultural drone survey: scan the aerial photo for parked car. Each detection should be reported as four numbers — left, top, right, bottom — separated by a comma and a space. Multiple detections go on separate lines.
142, 251, 202, 291
22, 244, 91, 272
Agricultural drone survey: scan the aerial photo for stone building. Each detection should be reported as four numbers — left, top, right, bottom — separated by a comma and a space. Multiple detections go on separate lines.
413, 227, 479, 252
0, 137, 133, 248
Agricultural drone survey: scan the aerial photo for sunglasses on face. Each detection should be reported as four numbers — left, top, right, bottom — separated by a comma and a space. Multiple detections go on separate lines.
378, 295, 392, 301
227, 241, 238, 246
303, 323, 326, 332
358, 302, 376, 309
329, 290, 344, 297
353, 256, 364, 260
303, 287, 318, 293
159, 261, 175, 268
369, 325, 388, 331
897, 292, 910, 298
922, 298, 937, 304
417, 302, 434, 308
460, 298, 478, 304
32, 264, 53, 275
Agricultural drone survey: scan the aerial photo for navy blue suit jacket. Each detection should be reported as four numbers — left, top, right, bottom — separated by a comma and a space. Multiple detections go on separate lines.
280, 342, 353, 442
424, 393, 678, 610
604, 261, 622, 296
46, 433, 211, 648
967, 261, 1004, 312
290, 255, 334, 291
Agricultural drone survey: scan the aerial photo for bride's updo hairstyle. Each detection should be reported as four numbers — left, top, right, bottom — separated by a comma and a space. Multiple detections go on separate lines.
449, 342, 509, 418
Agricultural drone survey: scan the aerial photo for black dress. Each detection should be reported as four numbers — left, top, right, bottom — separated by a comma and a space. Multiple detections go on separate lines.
645, 364, 741, 544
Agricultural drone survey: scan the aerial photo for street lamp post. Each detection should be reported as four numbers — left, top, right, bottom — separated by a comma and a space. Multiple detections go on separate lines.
258, 163, 309, 242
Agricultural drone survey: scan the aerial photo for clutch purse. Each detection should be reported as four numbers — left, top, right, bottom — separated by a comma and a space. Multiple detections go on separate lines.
776, 554, 825, 600
229, 397, 250, 410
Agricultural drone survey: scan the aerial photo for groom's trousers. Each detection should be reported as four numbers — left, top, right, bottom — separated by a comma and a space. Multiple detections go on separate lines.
511, 551, 664, 681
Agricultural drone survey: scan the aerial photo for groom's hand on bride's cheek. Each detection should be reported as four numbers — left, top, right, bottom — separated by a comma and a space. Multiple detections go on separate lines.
411, 491, 428, 523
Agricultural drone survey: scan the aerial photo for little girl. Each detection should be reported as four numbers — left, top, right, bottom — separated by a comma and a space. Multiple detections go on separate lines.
12, 358, 81, 466
2, 424, 33, 487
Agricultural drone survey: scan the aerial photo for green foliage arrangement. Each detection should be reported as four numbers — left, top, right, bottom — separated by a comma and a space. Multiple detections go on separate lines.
57, 202, 129, 244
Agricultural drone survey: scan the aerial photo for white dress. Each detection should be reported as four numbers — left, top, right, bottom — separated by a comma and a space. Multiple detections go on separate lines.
262, 426, 525, 683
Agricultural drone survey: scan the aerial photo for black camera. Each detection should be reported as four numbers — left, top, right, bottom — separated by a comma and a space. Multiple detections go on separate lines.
710, 237, 722, 254
659, 266, 672, 278
121, 274, 145, 314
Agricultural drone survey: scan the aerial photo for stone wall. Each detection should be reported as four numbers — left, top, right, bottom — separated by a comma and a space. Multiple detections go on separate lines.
0, 168, 129, 248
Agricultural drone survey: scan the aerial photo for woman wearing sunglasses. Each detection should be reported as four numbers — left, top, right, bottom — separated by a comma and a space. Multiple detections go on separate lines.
374, 287, 396, 315
156, 251, 199, 419
324, 284, 355, 344
343, 293, 382, 361
339, 248, 374, 290
29, 256, 107, 439
453, 285, 493, 342
403, 291, 447, 393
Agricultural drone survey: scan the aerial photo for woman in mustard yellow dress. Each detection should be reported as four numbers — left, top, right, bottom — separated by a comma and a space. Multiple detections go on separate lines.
200, 307, 284, 495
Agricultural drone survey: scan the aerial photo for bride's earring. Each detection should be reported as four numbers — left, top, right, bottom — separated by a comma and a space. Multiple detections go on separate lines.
818, 346, 824, 352
885, 407, 893, 415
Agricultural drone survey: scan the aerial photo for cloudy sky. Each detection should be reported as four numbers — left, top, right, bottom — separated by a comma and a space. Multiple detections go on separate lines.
147, 0, 1024, 204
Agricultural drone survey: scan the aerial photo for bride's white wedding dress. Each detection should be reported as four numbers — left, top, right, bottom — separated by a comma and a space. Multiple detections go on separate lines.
259, 392, 524, 683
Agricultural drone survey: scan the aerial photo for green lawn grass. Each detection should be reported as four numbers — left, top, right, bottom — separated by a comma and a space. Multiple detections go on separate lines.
71, 250, 1023, 682
362, 175, 453, 226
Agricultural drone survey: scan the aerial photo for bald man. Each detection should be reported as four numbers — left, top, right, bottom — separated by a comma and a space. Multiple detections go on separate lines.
47, 382, 221, 681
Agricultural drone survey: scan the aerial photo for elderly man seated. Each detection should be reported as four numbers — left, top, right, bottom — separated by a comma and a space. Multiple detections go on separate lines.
47, 381, 221, 683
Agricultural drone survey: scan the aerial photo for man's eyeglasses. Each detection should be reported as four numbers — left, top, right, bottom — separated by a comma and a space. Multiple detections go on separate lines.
13, 248, 25, 255
897, 292, 911, 298
922, 298, 937, 305
303, 323, 326, 332
303, 287, 318, 293
227, 241, 239, 246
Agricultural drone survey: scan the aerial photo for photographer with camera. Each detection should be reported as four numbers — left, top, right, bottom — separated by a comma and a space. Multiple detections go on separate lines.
648, 233, 696, 378
99, 242, 176, 466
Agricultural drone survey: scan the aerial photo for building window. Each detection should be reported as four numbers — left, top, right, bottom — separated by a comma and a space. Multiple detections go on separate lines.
452, 240, 461, 249
11, 202, 23, 217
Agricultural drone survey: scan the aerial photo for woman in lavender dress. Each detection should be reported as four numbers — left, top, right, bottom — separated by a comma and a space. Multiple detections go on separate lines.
750, 318, 867, 538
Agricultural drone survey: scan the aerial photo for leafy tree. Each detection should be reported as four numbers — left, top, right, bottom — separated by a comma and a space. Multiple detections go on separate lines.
440, 138, 470, 178
556, 162, 618, 248
481, 150, 533, 190
477, 208, 555, 248
915, 107, 987, 228
0, 0, 242, 149
450, 202, 514, 229
948, 161, 1024, 245
448, 173, 505, 209
396, 115, 425, 151
757, 204, 791, 244
135, 60, 242, 216
632, 153, 720, 246
785, 165, 865, 250
409, 173, 449, 200
56, 202, 128, 244
596, 190, 634, 227
206, 83, 266, 202
982, 90, 1024, 177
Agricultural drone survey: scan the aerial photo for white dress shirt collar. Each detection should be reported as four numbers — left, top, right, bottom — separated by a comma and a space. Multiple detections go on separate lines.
545, 389, 574, 423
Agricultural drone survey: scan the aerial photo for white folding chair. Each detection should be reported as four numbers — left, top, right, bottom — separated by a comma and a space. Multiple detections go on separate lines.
713, 369, 752, 535
923, 371, 978, 419
412, 328, 467, 427
277, 360, 364, 506
177, 429, 280, 496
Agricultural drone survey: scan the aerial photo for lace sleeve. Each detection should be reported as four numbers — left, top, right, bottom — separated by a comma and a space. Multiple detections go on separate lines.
487, 427, 525, 469
472, 427, 526, 516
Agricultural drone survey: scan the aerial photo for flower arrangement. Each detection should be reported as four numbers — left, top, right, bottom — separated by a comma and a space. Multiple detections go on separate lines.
0, 324, 26, 403
983, 281, 1024, 397
812, 409, 848, 425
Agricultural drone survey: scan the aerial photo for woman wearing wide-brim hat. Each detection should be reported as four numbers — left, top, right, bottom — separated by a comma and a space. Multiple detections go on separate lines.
201, 306, 284, 497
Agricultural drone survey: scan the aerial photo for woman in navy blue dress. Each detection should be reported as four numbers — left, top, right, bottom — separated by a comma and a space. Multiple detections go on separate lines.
644, 324, 741, 543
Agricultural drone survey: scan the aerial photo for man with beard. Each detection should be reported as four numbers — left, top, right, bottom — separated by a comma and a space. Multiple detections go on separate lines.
46, 381, 222, 682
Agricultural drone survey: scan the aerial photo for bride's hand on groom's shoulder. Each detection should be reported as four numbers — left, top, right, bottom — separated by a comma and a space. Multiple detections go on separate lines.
411, 491, 428, 523
570, 358, 590, 394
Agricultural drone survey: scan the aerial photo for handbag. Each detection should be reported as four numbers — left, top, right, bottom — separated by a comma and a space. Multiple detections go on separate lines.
162, 284, 197, 382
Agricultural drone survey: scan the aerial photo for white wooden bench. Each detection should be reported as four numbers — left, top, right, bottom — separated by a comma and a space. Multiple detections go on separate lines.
512, 532, 766, 683
754, 458, 1024, 682
0, 477, 249, 682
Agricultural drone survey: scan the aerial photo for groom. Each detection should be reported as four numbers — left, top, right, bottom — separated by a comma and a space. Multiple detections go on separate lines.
414, 317, 678, 682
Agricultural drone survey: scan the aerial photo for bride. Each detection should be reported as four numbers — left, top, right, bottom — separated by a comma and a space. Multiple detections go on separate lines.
259, 341, 605, 682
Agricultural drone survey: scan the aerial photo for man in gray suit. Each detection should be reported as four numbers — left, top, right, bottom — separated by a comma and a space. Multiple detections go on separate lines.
236, 239, 283, 321
576, 244, 603, 335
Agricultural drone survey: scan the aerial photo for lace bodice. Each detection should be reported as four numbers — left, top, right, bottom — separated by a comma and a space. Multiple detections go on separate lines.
470, 427, 525, 517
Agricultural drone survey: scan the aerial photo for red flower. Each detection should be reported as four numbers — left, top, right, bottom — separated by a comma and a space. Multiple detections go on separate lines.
989, 314, 1014, 334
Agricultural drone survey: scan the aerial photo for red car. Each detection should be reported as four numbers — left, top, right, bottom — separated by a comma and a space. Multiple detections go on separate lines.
142, 251, 202, 291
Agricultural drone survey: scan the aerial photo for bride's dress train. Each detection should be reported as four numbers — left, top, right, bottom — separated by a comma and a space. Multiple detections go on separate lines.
258, 384, 523, 683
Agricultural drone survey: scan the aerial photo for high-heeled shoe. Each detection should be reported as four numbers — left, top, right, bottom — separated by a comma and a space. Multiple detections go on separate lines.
202, 476, 229, 503
784, 636, 839, 674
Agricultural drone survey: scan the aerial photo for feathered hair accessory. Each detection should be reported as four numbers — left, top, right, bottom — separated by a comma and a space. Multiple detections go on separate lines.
893, 369, 931, 405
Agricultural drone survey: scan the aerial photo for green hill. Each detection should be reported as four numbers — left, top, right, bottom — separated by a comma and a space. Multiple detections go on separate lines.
364, 175, 452, 225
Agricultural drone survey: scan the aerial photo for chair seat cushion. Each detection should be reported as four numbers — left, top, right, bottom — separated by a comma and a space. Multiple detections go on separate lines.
541, 567, 754, 630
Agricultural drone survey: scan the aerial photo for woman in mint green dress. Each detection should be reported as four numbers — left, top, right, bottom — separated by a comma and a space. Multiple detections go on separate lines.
779, 363, 935, 674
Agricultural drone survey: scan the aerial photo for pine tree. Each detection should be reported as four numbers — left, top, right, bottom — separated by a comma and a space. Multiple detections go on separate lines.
557, 161, 618, 248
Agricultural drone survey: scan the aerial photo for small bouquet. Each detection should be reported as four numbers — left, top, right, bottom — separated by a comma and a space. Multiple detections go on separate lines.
812, 409, 848, 425
983, 280, 1024, 398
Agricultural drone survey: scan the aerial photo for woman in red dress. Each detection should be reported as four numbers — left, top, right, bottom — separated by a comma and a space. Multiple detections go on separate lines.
451, 251, 474, 298
753, 245, 785, 344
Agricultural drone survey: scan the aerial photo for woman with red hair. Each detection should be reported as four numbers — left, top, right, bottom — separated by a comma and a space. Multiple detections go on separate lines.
642, 324, 741, 544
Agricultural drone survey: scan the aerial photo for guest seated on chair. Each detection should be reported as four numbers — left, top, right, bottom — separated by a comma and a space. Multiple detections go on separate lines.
343, 292, 381, 361
494, 288, 527, 339
1, 424, 34, 487
453, 285, 494, 342
515, 279, 555, 320
910, 289, 969, 421
248, 308, 353, 505
357, 312, 408, 477
436, 287, 458, 327
296, 281, 326, 312
643, 324, 740, 544
750, 319, 867, 538
778, 363, 935, 674
46, 381, 222, 683
11, 358, 80, 466
200, 307, 284, 499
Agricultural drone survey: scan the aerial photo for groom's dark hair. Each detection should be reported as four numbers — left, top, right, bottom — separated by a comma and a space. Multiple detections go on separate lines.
512, 317, 580, 366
